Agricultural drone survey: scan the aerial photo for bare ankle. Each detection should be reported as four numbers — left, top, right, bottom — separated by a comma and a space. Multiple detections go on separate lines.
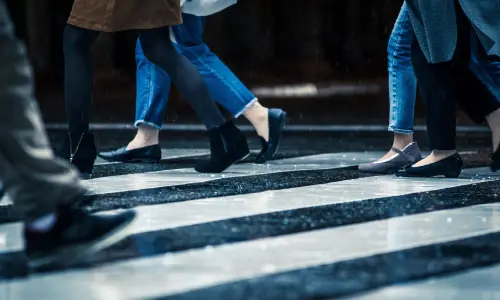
127, 125, 160, 149
243, 101, 267, 121
432, 150, 457, 158
392, 133, 413, 150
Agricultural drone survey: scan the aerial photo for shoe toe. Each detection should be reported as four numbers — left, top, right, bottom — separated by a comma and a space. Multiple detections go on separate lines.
98, 146, 127, 161
358, 163, 375, 172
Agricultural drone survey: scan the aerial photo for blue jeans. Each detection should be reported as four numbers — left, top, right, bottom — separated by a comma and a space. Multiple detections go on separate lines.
134, 14, 257, 129
388, 3, 500, 134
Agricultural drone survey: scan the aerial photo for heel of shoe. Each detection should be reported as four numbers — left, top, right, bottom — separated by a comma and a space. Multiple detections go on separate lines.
70, 132, 97, 176
490, 150, 500, 172
444, 169, 462, 178
444, 156, 463, 178
223, 121, 250, 162
234, 138, 250, 162
72, 157, 95, 176
491, 161, 500, 172
195, 121, 250, 173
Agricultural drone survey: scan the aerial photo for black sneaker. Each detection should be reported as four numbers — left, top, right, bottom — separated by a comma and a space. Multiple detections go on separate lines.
24, 206, 136, 270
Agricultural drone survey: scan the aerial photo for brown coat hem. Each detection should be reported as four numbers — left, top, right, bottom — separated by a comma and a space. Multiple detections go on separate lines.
67, 0, 182, 33
67, 17, 182, 33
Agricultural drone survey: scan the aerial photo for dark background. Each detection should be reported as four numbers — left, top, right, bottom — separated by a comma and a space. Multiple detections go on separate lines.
8, 0, 470, 127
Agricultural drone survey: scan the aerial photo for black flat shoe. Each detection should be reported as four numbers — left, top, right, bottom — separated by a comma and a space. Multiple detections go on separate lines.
195, 121, 250, 173
395, 153, 463, 178
98, 144, 161, 163
255, 108, 287, 164
55, 132, 97, 178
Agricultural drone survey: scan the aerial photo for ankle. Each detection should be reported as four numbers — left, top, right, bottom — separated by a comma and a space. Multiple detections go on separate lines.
130, 125, 160, 146
486, 109, 500, 127
127, 138, 158, 150
243, 102, 268, 124
392, 134, 414, 150
432, 150, 457, 158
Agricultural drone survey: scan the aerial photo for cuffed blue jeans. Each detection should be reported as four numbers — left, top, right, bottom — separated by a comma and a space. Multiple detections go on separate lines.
135, 13, 257, 129
388, 3, 500, 134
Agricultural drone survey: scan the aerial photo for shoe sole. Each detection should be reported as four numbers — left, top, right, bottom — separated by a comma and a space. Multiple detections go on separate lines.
358, 169, 398, 175
395, 169, 463, 178
358, 165, 409, 175
28, 211, 136, 270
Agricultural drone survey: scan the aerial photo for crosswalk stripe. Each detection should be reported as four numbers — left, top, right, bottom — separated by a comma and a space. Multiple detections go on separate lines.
348, 262, 500, 300
99, 167, 499, 235
83, 152, 384, 195
0, 152, 382, 207
1, 149, 499, 299
1, 167, 495, 255
4, 202, 500, 299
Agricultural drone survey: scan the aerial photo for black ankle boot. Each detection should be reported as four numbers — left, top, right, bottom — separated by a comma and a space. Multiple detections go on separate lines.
56, 133, 97, 177
194, 121, 250, 173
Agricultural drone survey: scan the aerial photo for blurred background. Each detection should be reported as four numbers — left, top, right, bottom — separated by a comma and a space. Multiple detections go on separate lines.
6, 0, 477, 129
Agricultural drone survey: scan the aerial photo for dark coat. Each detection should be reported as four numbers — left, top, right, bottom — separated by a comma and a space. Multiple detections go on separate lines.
406, 0, 500, 63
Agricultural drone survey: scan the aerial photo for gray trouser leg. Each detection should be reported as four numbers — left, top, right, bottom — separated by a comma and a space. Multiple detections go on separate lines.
0, 1, 85, 222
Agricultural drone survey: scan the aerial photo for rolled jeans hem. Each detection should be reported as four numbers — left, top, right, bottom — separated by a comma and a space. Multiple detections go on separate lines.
388, 126, 414, 134
134, 120, 162, 129
233, 97, 258, 118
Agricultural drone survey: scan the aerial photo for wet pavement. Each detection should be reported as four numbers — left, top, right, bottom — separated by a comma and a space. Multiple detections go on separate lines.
1, 130, 500, 299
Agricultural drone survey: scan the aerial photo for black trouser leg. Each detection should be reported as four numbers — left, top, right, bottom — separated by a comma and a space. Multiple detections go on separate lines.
411, 39, 457, 150
453, 3, 500, 123
137, 27, 225, 130
411, 0, 500, 150
63, 25, 99, 134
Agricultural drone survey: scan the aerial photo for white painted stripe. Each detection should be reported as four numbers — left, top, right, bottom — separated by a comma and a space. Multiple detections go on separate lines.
0, 167, 497, 254
4, 202, 500, 300
83, 152, 385, 195
348, 263, 500, 300
95, 149, 209, 165
0, 223, 22, 254
105, 167, 500, 233
44, 123, 492, 133
0, 151, 392, 206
